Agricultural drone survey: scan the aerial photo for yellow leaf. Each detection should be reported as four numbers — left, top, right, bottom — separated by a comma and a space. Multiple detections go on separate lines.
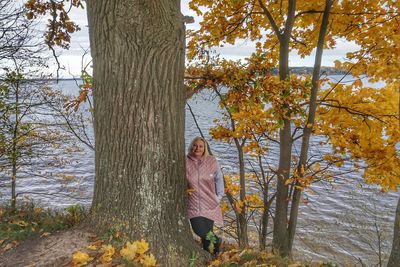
260, 251, 274, 260
208, 258, 222, 267
353, 79, 362, 87
100, 254, 113, 264
10, 220, 28, 227
285, 178, 294, 185
86, 244, 98, 250
133, 239, 148, 254
100, 244, 115, 263
120, 241, 138, 261
139, 253, 157, 267
72, 251, 93, 267
34, 207, 42, 214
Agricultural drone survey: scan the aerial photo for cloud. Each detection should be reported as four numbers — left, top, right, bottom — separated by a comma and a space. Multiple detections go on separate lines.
57, 1, 360, 77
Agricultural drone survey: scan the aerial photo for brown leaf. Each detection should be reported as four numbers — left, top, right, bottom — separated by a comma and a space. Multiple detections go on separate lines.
92, 240, 103, 247
2, 244, 13, 251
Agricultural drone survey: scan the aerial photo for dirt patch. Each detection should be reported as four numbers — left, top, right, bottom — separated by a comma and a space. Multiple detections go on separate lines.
0, 227, 95, 267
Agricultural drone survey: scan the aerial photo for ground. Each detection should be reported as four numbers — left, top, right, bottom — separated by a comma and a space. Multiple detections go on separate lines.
0, 222, 328, 267
0, 227, 94, 267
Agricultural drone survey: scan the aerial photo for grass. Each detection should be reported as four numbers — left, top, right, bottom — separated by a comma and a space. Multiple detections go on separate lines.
0, 202, 86, 249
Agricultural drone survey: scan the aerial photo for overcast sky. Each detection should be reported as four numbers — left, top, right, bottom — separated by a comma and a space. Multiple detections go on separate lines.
54, 1, 358, 78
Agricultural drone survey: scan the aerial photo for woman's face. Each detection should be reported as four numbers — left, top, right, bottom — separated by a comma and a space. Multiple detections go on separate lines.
191, 139, 205, 158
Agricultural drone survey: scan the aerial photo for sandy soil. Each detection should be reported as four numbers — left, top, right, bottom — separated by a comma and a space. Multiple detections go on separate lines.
0, 227, 95, 267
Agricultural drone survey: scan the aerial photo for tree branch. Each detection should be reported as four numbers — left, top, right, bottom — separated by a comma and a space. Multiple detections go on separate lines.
257, 0, 282, 38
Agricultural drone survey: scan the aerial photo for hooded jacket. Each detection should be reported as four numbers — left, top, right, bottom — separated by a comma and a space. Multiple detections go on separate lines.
186, 154, 224, 225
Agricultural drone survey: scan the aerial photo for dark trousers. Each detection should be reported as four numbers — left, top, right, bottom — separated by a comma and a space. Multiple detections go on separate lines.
190, 216, 220, 253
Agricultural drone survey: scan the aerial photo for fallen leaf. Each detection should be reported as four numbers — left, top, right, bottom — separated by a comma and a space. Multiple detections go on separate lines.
3, 241, 18, 251
86, 244, 98, 250
72, 251, 93, 267
10, 220, 28, 227
40, 232, 51, 238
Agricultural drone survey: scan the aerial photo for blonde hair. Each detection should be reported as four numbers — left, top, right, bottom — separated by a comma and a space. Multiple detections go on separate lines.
188, 136, 209, 156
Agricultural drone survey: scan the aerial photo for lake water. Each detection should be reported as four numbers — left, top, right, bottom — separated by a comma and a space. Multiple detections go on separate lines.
0, 77, 398, 266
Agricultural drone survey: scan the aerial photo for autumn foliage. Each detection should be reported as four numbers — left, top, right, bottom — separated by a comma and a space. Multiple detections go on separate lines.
14, 0, 400, 264
24, 0, 83, 49
186, 0, 399, 258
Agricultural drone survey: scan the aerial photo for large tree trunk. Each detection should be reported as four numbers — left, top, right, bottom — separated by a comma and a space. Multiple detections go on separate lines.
388, 196, 400, 267
86, 1, 200, 265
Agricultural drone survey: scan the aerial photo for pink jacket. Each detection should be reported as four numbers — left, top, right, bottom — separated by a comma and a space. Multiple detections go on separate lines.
186, 154, 224, 225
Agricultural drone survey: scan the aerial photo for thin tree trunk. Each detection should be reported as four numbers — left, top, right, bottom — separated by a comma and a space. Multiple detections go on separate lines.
11, 161, 16, 210
86, 1, 201, 265
11, 79, 20, 211
288, 0, 333, 253
214, 87, 249, 248
235, 141, 248, 248
259, 195, 269, 250
260, 188, 275, 250
272, 0, 296, 256
388, 196, 400, 267
259, 159, 269, 250
258, 153, 273, 250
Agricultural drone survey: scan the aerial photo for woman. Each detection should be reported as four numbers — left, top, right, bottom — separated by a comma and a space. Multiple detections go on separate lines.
186, 136, 224, 254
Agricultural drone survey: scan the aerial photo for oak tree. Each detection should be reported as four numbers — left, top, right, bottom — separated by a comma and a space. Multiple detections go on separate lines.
25, 0, 203, 264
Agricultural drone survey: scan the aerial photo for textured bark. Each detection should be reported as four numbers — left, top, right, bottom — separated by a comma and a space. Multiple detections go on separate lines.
288, 0, 333, 253
273, 118, 291, 256
388, 196, 400, 267
272, 0, 296, 257
86, 1, 201, 265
